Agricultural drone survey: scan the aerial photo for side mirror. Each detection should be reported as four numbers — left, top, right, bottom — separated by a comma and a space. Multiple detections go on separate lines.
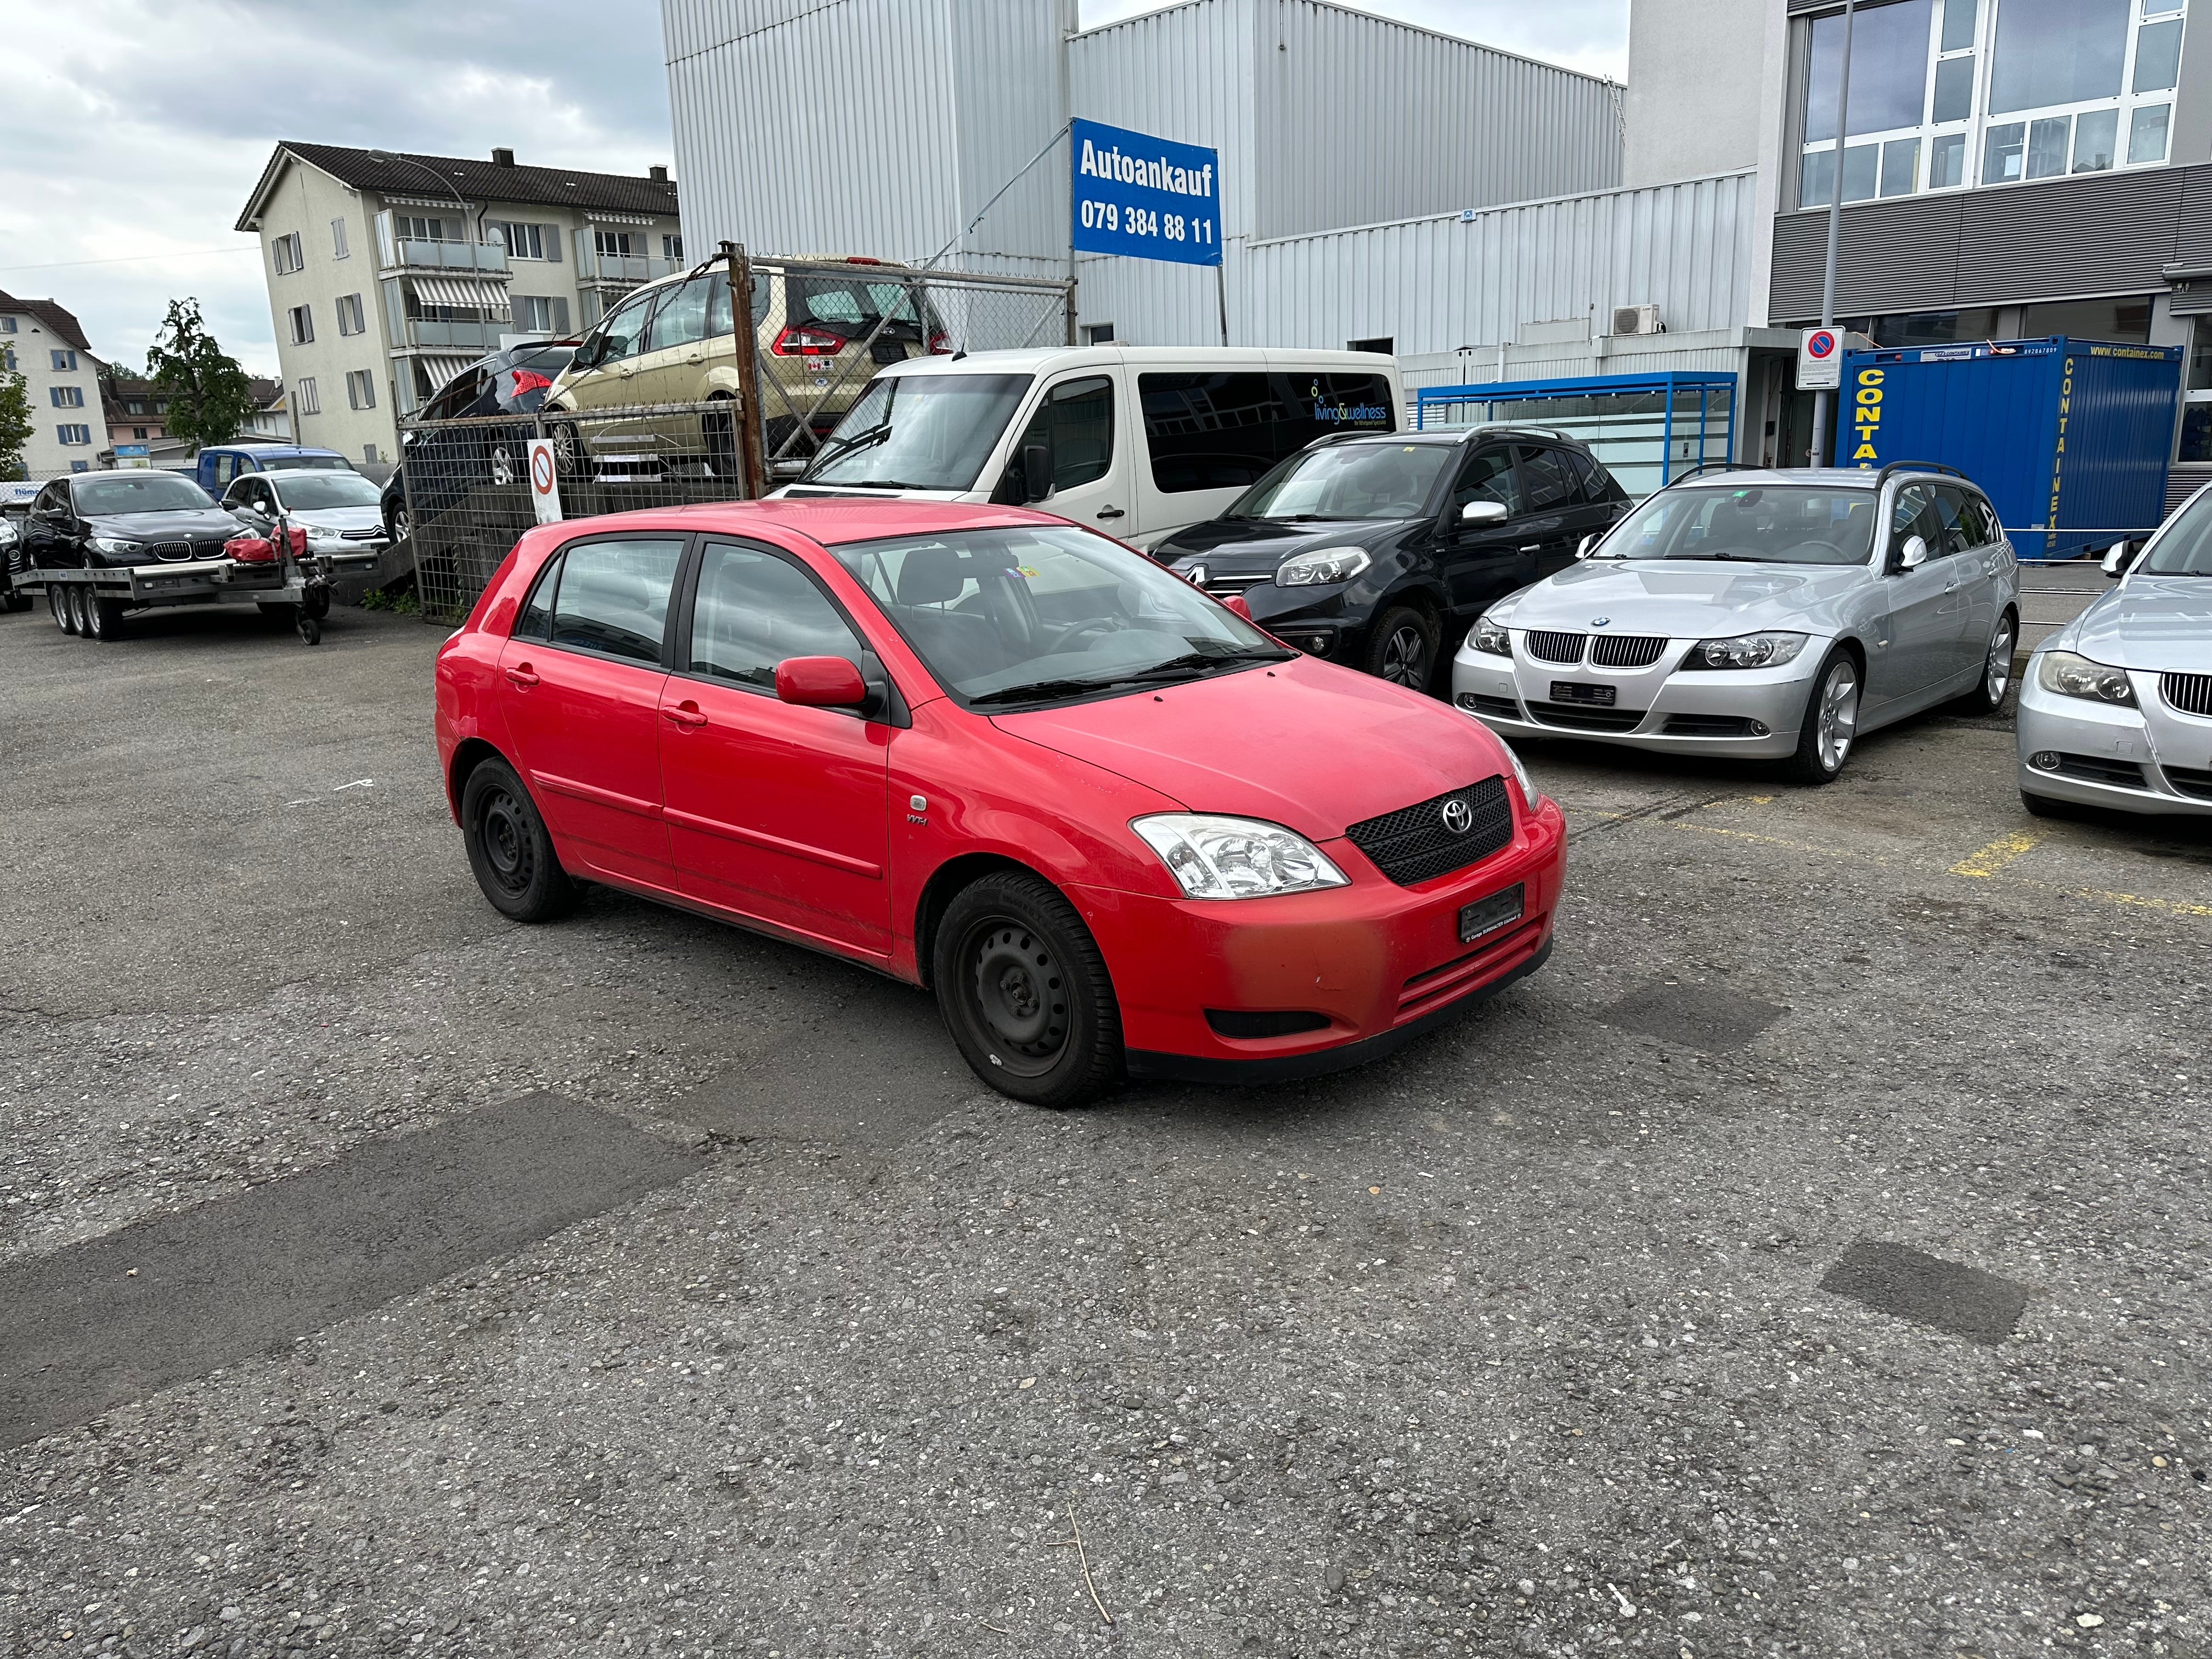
1575, 533, 1599, 559
1897, 534, 1929, 571
1021, 443, 1053, 504
774, 654, 868, 708
1459, 500, 1508, 527
2101, 542, 2137, 579
1222, 594, 1254, 622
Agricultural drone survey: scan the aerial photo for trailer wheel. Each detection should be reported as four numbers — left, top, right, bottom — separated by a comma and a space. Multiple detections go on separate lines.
82, 591, 107, 640
297, 612, 321, 646
58, 586, 81, 636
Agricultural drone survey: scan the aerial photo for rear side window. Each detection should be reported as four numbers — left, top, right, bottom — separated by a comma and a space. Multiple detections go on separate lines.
546, 537, 684, 663
1516, 446, 1578, 512
514, 554, 560, 640
1561, 448, 1615, 504
687, 543, 864, 690
1138, 371, 1395, 494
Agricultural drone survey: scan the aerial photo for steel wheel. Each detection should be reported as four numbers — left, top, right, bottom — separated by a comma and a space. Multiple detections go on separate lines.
961, 917, 1070, 1079
476, 781, 537, 897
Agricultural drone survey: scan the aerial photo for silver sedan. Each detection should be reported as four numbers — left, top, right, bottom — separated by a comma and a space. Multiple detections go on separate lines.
2017, 481, 2212, 816
1449, 466, 2020, 784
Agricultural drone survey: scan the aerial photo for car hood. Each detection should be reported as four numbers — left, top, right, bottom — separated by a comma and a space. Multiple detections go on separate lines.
285, 505, 385, 533
1498, 558, 1867, 636
1156, 517, 1411, 568
83, 509, 242, 541
989, 654, 1509, 843
2061, 576, 2212, 672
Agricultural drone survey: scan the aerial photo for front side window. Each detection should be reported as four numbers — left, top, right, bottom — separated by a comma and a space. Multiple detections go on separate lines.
644, 276, 715, 353
688, 543, 865, 689
1453, 447, 1524, 516
1230, 441, 1453, 522
546, 538, 684, 664
1798, 0, 2181, 207
2141, 488, 2212, 574
801, 373, 1035, 492
831, 523, 1287, 706
1602, 485, 1880, 566
591, 289, 657, 365
1007, 375, 1115, 496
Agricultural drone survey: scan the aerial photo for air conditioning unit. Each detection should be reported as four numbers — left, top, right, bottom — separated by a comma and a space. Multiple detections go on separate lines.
1611, 304, 1664, 336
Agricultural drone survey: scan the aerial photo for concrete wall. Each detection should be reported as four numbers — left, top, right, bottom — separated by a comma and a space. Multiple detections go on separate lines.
1623, 0, 1768, 189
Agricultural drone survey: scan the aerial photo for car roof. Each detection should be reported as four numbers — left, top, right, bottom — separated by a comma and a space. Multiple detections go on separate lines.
874, 345, 1397, 376
1319, 424, 1577, 449
531, 498, 1082, 548
1666, 466, 1973, 492
210, 443, 346, 459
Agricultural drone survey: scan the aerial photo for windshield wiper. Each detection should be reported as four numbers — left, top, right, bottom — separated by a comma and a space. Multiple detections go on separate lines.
966, 677, 1135, 707
800, 421, 890, 477
1122, 648, 1292, 679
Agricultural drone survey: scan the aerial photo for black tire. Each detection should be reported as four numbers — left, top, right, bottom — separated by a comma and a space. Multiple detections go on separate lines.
704, 399, 738, 478
1779, 647, 1861, 786
1955, 608, 2018, 714
460, 755, 579, 922
547, 418, 582, 473
1364, 605, 1440, 692
301, 586, 330, 620
59, 585, 82, 636
52, 588, 72, 633
932, 871, 1122, 1109
84, 594, 122, 641
2021, 789, 2070, 820
385, 503, 411, 546
297, 613, 321, 646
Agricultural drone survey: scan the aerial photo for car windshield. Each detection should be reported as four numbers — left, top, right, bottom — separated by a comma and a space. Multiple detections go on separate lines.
831, 523, 1291, 707
1228, 442, 1453, 522
260, 456, 350, 472
74, 473, 215, 514
1600, 485, 1878, 565
799, 373, 1034, 492
2140, 490, 2212, 575
272, 473, 384, 510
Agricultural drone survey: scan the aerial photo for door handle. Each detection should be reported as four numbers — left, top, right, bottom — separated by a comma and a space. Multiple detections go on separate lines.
663, 701, 708, 727
1519, 544, 1544, 553
504, 663, 539, 687
686, 352, 703, 364
1096, 505, 1125, 520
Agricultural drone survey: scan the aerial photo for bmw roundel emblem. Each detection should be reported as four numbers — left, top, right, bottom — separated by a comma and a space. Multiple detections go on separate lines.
1590, 616, 1611, 627
1441, 798, 1474, 834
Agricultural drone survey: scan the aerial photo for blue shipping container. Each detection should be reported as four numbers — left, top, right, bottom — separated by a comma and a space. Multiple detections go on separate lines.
1835, 337, 2181, 560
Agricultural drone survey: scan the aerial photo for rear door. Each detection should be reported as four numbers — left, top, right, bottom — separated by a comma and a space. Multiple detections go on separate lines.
994, 373, 1128, 533
1868, 484, 1958, 705
1511, 444, 1587, 579
1440, 444, 1532, 614
658, 539, 893, 956
495, 534, 686, 888
1934, 484, 1998, 678
1559, 447, 1630, 557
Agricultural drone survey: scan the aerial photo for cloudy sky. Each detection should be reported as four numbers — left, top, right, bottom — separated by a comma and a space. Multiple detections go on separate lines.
0, 0, 1627, 379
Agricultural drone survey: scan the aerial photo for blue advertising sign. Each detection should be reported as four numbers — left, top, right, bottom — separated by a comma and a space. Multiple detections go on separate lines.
1070, 117, 1221, 268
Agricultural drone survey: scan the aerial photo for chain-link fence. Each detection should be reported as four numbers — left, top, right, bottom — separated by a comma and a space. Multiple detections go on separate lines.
401, 251, 1075, 622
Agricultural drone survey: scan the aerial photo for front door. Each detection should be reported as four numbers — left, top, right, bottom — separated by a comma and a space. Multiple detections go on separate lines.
1867, 485, 1959, 706
565, 286, 660, 460
496, 534, 686, 888
658, 538, 893, 957
997, 373, 1128, 534
630, 274, 718, 459
1441, 444, 1532, 615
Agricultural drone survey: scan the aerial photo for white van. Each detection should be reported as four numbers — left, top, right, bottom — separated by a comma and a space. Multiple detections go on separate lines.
772, 346, 1404, 549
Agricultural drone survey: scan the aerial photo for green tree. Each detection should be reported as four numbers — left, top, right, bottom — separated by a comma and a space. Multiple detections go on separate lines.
0, 365, 32, 482
144, 298, 253, 452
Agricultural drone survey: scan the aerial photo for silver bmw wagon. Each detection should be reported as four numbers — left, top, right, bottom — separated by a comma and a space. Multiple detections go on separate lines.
2017, 480, 2212, 817
1449, 465, 2021, 784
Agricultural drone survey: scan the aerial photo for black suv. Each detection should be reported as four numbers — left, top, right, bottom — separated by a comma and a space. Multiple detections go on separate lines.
381, 341, 580, 544
1152, 426, 1630, 690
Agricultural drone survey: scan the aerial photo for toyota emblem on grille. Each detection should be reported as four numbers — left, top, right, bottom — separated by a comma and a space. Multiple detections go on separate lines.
1590, 616, 1611, 627
1440, 799, 1474, 834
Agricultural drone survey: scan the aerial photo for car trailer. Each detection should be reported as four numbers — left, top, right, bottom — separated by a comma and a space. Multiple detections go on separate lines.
13, 522, 338, 646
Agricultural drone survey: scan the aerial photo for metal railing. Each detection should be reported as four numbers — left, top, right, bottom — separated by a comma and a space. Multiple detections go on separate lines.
381, 239, 509, 274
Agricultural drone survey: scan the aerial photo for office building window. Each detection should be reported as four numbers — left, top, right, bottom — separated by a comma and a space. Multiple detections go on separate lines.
492, 220, 548, 259
272, 232, 304, 274
49, 386, 85, 408
287, 303, 314, 345
336, 294, 366, 336
1798, 0, 2182, 208
662, 234, 684, 261
346, 369, 376, 410
2180, 318, 2212, 463
51, 349, 77, 372
2019, 295, 2154, 342
332, 218, 350, 259
56, 424, 92, 445
296, 377, 320, 415
512, 295, 571, 334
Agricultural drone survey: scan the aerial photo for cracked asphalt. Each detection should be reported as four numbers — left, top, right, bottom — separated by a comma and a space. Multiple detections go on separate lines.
2, 602, 2207, 1658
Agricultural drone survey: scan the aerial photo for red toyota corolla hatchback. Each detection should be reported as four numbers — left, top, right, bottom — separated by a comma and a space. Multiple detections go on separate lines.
434, 500, 1566, 1107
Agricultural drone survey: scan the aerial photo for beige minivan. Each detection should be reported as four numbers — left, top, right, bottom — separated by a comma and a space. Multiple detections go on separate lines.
543, 257, 948, 474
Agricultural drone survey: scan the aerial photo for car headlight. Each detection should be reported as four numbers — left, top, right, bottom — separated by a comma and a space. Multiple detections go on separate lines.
1494, 738, 1539, 812
1471, 614, 1511, 656
1684, 631, 1809, 670
1132, 813, 1350, 900
91, 536, 144, 556
1276, 545, 1372, 587
2037, 650, 2136, 706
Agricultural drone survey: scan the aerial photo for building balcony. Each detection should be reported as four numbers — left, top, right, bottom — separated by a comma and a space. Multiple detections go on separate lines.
574, 246, 680, 287
397, 315, 506, 351
379, 237, 510, 275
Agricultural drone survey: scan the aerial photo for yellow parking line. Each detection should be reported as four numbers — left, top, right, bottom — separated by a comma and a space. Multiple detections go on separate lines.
1950, 831, 2041, 878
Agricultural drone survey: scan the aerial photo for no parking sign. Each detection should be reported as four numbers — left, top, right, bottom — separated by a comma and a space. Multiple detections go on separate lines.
527, 438, 563, 524
1798, 327, 1843, 391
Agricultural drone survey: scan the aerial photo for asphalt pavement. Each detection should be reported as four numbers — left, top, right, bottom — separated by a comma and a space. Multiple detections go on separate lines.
2, 602, 2206, 1658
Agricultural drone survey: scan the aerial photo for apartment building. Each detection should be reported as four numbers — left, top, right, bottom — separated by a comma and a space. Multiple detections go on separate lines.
0, 290, 105, 479
234, 143, 683, 461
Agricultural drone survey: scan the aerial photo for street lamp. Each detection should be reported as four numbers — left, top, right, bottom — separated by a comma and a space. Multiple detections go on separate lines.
366, 149, 476, 244
1809, 0, 1858, 468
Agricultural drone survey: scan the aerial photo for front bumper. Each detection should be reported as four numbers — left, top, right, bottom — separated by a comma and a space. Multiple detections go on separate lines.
1449, 633, 1823, 759
2016, 662, 2212, 816
1074, 793, 1567, 1081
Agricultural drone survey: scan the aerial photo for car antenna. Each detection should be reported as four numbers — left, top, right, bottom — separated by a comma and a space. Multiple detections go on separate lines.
951, 349, 967, 361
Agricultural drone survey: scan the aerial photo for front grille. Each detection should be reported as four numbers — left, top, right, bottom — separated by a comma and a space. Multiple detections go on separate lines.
1588, 634, 1669, 668
2162, 764, 2212, 801
1456, 693, 1522, 721
1525, 630, 1585, 665
143, 540, 195, 562
1529, 701, 1645, 733
1199, 572, 1273, 594
1344, 776, 1514, 888
2048, 753, 2149, 789
2161, 672, 2212, 716
1662, 714, 1761, 737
